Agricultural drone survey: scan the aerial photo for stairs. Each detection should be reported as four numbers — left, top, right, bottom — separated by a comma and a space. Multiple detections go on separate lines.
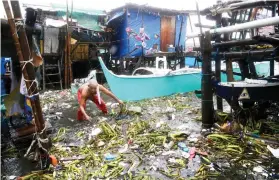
42, 59, 63, 90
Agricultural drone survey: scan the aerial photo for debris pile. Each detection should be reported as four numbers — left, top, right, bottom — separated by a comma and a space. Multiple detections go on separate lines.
1, 92, 279, 179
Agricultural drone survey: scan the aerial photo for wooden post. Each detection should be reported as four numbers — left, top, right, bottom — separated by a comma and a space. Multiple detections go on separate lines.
221, 18, 234, 82
248, 61, 258, 79
64, 0, 69, 88
226, 59, 234, 81
215, 14, 223, 111
270, 4, 276, 76
69, 0, 73, 83
238, 60, 250, 80
201, 31, 214, 128
5, 0, 45, 133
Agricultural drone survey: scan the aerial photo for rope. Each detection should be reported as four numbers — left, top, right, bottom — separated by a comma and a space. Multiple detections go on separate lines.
22, 76, 38, 98
19, 59, 40, 98
20, 58, 34, 71
13, 18, 24, 37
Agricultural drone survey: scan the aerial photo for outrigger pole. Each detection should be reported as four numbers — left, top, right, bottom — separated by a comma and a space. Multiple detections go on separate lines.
187, 16, 279, 38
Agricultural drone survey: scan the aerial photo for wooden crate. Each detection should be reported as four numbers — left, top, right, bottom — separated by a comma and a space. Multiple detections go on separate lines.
71, 44, 89, 61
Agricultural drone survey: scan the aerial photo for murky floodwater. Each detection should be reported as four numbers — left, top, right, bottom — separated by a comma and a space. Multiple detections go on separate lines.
1, 90, 278, 179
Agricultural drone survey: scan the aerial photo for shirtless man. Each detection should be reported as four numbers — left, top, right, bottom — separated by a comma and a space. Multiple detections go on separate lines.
77, 79, 123, 121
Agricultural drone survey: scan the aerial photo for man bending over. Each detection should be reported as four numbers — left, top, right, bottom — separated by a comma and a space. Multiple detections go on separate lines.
77, 79, 123, 121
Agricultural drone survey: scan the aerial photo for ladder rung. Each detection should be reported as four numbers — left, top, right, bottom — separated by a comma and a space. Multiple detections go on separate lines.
45, 82, 61, 84
45, 66, 58, 68
45, 65, 59, 67
46, 73, 60, 76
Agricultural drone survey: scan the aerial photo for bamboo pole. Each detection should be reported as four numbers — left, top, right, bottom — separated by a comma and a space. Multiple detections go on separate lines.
201, 31, 214, 128
188, 15, 196, 47
195, 0, 203, 35
3, 0, 45, 133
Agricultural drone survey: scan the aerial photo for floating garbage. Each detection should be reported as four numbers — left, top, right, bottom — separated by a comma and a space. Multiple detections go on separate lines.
178, 142, 189, 152
118, 144, 129, 153
165, 107, 176, 113
127, 106, 142, 114
97, 141, 105, 147
163, 141, 174, 150
6, 90, 278, 179
181, 151, 190, 159
267, 145, 279, 158
253, 166, 264, 173
104, 153, 117, 161
189, 147, 196, 160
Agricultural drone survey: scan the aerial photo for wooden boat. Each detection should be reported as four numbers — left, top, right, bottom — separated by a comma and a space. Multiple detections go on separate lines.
214, 78, 279, 102
98, 57, 202, 101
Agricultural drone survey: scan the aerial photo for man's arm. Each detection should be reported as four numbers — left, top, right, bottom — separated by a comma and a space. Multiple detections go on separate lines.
99, 85, 123, 104
79, 98, 90, 120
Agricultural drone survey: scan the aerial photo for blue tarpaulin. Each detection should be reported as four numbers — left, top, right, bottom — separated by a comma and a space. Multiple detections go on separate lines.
127, 8, 161, 57
108, 8, 187, 59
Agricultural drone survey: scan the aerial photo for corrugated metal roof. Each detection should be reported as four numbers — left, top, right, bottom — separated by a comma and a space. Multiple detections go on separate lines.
22, 3, 106, 16
109, 3, 197, 16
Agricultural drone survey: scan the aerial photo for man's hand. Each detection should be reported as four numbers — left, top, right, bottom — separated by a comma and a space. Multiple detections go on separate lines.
85, 115, 91, 121
99, 85, 124, 106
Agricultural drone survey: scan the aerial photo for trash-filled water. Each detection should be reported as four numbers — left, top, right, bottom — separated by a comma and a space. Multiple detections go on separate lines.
1, 89, 279, 179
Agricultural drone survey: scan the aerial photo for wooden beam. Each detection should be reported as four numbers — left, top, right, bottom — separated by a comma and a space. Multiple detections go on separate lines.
215, 14, 223, 111
216, 48, 277, 58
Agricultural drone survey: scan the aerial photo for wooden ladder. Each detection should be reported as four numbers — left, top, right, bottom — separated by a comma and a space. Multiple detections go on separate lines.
43, 59, 63, 90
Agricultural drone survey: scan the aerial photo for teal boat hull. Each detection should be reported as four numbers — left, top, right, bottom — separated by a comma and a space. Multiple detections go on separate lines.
99, 58, 271, 101
99, 58, 202, 101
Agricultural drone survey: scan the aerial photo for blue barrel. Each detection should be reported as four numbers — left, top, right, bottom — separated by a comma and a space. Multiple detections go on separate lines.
167, 47, 175, 52
1, 57, 11, 75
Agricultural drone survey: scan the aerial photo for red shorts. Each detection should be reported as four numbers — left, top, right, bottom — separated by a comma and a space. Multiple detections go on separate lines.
77, 88, 108, 120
